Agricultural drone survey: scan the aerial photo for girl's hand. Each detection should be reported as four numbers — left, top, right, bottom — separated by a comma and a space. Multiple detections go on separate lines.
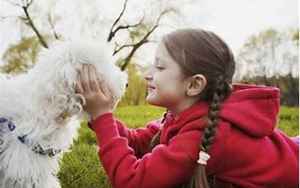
75, 64, 114, 120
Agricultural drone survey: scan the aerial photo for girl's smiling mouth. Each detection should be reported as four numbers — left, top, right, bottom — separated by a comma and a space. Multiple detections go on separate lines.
147, 84, 156, 90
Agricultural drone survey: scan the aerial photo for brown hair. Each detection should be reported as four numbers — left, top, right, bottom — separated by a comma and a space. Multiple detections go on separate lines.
150, 29, 235, 188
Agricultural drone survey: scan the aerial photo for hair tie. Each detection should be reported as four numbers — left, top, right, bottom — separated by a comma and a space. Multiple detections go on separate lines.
197, 151, 210, 165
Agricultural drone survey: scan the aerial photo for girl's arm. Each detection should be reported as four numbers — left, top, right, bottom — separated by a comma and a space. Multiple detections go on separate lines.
90, 113, 201, 188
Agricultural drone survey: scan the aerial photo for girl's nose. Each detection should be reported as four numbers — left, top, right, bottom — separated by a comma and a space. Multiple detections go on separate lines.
144, 68, 153, 81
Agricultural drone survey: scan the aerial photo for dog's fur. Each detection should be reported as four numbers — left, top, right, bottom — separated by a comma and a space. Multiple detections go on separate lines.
0, 41, 128, 188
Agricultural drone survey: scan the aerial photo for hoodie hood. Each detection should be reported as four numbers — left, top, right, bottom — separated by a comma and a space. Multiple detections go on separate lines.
171, 83, 280, 138
219, 83, 280, 137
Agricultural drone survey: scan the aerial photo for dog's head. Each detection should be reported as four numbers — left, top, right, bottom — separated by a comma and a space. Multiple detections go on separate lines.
26, 40, 128, 124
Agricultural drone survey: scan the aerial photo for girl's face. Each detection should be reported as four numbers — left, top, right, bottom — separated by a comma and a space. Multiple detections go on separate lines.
145, 42, 189, 113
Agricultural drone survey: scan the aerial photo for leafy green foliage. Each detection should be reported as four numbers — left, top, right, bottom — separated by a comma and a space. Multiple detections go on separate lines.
129, 23, 150, 43
119, 63, 148, 106
0, 36, 42, 74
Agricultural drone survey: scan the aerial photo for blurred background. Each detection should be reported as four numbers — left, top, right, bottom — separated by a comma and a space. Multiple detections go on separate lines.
0, 0, 298, 187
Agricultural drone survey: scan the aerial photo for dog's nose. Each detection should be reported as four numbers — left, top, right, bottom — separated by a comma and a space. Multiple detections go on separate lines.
126, 83, 129, 88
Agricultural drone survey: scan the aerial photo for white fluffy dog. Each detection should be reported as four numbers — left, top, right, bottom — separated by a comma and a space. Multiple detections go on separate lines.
0, 41, 128, 188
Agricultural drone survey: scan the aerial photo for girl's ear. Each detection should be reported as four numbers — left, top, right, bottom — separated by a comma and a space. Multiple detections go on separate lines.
186, 74, 207, 97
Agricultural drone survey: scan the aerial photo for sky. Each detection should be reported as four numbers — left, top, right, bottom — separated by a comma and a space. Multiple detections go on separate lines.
182, 0, 298, 52
0, 0, 298, 66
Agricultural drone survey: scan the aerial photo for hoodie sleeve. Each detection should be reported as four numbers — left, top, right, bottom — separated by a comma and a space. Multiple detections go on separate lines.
90, 113, 200, 188
114, 119, 160, 157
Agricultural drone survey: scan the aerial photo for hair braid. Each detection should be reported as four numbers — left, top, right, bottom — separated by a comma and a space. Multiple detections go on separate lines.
148, 112, 170, 151
183, 76, 232, 188
149, 129, 162, 151
201, 76, 229, 152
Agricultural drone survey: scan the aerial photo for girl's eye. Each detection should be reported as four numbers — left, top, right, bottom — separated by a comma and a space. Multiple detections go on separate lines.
155, 65, 165, 70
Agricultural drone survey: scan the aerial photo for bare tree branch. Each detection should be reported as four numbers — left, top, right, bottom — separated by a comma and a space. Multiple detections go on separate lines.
113, 43, 135, 55
6, 0, 49, 48
108, 16, 145, 42
47, 13, 60, 40
120, 25, 158, 71
118, 8, 175, 71
155, 7, 176, 25
26, 0, 34, 7
113, 0, 128, 29
107, 0, 128, 42
22, 4, 48, 48
107, 0, 146, 42
21, 0, 48, 48
114, 9, 172, 56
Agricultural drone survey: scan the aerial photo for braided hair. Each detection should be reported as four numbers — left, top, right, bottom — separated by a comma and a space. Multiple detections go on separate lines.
196, 76, 232, 188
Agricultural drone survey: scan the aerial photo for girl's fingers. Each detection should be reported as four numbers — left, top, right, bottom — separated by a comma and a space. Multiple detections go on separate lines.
75, 80, 84, 94
75, 69, 84, 93
88, 64, 96, 91
98, 76, 111, 98
89, 65, 102, 93
96, 74, 106, 96
81, 64, 91, 92
79, 64, 112, 102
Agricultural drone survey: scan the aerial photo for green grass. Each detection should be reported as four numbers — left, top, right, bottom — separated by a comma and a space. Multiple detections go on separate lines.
278, 106, 299, 136
58, 144, 110, 188
59, 105, 299, 188
114, 105, 166, 128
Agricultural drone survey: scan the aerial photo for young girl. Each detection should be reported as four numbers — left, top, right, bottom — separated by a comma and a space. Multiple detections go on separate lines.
76, 29, 299, 188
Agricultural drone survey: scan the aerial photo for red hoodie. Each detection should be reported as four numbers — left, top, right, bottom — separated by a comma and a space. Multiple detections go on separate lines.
90, 84, 299, 188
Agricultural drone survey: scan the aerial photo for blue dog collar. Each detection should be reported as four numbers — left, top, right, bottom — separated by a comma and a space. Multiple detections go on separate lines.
0, 117, 61, 157
0, 117, 16, 132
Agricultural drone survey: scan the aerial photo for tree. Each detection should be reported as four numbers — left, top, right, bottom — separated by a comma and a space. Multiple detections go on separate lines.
119, 63, 147, 106
1, 0, 180, 72
107, 0, 177, 70
235, 28, 299, 80
236, 28, 299, 106
2, 0, 50, 48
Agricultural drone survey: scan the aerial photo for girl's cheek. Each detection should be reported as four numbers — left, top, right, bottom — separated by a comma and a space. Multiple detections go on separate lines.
153, 71, 162, 79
